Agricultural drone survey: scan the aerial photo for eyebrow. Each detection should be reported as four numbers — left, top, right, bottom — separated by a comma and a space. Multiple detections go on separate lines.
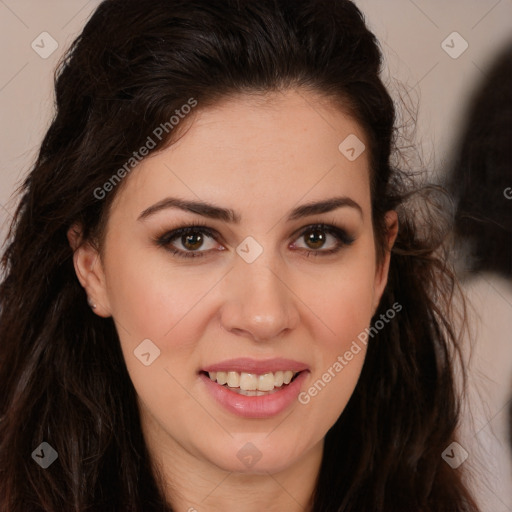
138, 195, 363, 222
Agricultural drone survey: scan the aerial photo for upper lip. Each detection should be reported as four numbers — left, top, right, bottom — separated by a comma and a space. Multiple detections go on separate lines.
201, 357, 310, 374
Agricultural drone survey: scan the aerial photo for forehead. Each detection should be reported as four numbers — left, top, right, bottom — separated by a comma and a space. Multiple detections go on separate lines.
110, 89, 371, 222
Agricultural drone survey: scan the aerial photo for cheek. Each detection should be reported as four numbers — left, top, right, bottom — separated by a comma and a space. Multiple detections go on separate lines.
104, 242, 218, 342
309, 252, 377, 351
298, 250, 377, 423
298, 288, 371, 434
102, 244, 227, 414
104, 249, 212, 432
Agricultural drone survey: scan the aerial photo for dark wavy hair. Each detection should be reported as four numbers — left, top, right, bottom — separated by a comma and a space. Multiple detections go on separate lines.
0, 0, 480, 510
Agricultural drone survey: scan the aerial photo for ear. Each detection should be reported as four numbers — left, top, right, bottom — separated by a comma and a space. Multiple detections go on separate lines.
67, 224, 112, 317
372, 210, 399, 313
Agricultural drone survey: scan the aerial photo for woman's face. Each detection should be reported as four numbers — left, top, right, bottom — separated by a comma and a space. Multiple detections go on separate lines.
74, 89, 396, 475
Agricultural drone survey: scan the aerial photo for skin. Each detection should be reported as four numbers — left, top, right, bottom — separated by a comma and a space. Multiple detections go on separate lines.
69, 89, 398, 512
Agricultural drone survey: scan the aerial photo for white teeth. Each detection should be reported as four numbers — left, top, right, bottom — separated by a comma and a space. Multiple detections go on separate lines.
240, 372, 258, 390
216, 371, 228, 385
206, 370, 300, 391
274, 370, 284, 387
258, 373, 274, 392
283, 370, 294, 385
226, 371, 239, 388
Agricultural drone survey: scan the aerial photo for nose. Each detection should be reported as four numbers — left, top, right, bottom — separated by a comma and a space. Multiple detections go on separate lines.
219, 253, 300, 342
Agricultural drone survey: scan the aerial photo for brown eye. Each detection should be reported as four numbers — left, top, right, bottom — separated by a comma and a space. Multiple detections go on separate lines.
155, 225, 220, 259
292, 223, 355, 257
182, 232, 205, 251
303, 229, 328, 250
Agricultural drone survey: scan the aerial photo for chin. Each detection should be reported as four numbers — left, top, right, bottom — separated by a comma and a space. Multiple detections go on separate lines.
204, 436, 309, 475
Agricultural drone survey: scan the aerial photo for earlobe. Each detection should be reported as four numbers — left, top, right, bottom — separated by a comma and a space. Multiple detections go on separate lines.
372, 210, 399, 312
67, 224, 112, 318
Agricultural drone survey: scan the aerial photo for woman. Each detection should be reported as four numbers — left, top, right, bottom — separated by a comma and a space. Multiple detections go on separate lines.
0, 0, 480, 510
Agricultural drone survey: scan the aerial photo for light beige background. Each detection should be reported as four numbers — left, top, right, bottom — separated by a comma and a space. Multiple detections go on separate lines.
1, 1, 511, 510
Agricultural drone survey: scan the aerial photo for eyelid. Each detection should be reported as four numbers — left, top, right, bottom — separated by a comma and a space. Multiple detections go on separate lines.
292, 223, 355, 247
154, 221, 355, 259
153, 222, 221, 250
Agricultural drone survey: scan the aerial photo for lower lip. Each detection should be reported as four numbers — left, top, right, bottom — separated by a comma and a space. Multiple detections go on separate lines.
199, 371, 309, 419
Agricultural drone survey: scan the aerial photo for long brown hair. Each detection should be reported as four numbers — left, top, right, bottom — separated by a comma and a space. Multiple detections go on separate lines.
0, 0, 479, 510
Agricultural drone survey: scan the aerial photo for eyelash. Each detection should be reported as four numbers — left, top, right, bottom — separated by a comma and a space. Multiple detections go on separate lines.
154, 221, 355, 259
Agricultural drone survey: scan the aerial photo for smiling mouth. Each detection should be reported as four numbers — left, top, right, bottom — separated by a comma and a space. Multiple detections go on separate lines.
200, 370, 303, 396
